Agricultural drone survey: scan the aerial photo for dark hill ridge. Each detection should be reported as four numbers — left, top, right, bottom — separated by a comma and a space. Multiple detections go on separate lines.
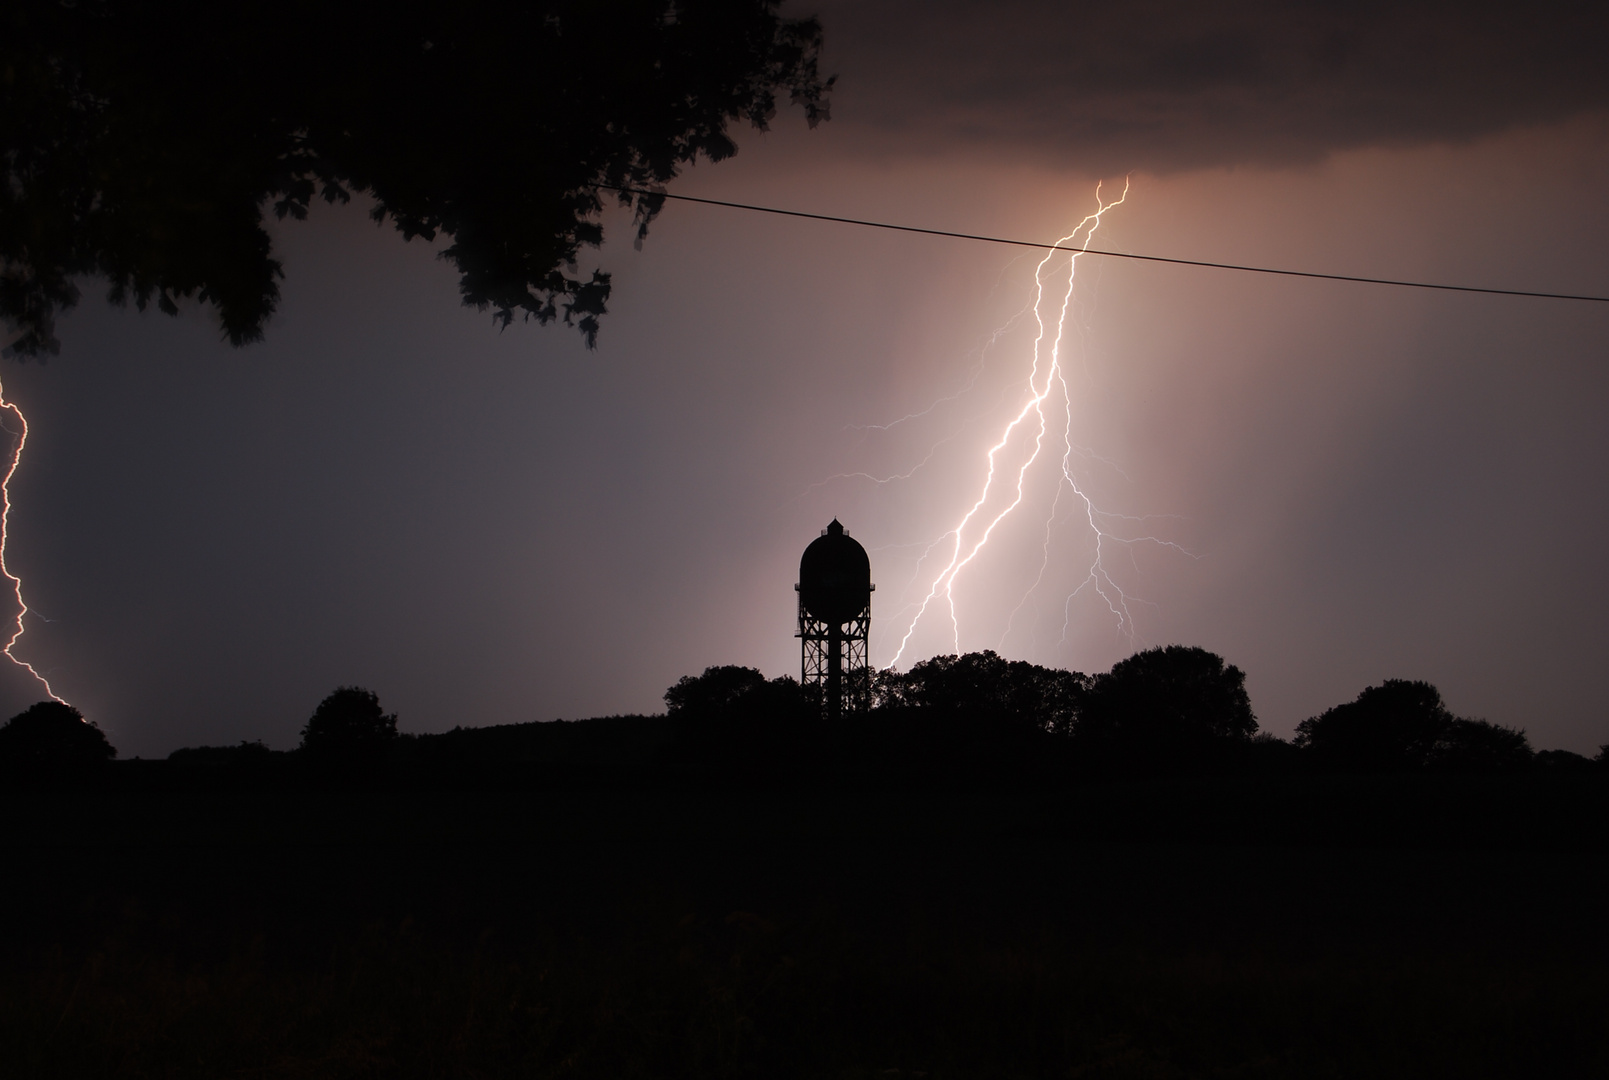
128, 714, 673, 790
3, 649, 1607, 1076
406, 714, 673, 773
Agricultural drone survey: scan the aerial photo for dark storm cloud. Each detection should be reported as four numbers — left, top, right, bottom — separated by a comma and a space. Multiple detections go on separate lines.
812, 0, 1609, 169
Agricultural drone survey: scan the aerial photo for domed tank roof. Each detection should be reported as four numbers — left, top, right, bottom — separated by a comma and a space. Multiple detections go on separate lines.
799, 519, 871, 626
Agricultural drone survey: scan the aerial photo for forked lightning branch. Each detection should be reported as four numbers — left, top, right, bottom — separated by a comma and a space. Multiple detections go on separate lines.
0, 379, 63, 703
833, 180, 1192, 669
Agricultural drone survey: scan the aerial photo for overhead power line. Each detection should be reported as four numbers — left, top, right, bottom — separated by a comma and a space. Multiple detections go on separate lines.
596, 184, 1609, 305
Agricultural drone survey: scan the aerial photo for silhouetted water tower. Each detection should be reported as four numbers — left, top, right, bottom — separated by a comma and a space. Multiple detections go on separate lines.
796, 519, 873, 719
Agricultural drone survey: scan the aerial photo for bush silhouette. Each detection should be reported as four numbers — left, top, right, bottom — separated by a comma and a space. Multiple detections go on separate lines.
1295, 680, 1531, 772
1075, 646, 1257, 768
299, 687, 398, 768
0, 700, 116, 780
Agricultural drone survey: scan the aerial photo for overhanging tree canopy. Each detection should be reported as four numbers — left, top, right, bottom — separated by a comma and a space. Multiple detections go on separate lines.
0, 0, 832, 356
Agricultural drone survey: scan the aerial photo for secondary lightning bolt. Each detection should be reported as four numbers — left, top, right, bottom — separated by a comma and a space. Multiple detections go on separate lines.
889, 178, 1154, 666
1005, 367, 1196, 650
789, 302, 1037, 507
0, 378, 65, 703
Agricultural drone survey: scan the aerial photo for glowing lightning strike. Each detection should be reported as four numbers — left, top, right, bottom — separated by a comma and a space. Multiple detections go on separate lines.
0, 378, 65, 703
890, 179, 1141, 667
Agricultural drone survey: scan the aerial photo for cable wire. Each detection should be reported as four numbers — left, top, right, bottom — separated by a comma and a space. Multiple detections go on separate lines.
597, 184, 1609, 305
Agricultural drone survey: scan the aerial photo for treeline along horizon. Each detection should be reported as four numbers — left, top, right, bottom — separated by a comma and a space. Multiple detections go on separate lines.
3, 645, 1605, 803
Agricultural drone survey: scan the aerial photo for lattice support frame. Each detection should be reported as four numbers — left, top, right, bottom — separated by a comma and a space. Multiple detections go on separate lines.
797, 591, 871, 720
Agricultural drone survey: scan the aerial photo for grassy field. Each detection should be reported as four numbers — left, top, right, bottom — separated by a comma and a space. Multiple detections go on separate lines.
3, 784, 1606, 1078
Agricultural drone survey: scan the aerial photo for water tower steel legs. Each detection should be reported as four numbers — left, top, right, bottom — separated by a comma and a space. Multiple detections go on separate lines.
797, 595, 871, 720
828, 621, 842, 721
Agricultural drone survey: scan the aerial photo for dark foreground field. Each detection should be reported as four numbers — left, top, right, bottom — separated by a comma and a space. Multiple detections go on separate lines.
3, 778, 1606, 1079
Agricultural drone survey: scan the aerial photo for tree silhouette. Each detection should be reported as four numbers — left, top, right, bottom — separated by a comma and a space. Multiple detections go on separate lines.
664, 666, 808, 721
874, 651, 1085, 734
1075, 646, 1257, 768
665, 666, 769, 715
1430, 717, 1533, 772
1294, 680, 1447, 771
1294, 680, 1532, 772
300, 686, 398, 767
660, 666, 813, 783
0, 700, 116, 780
1534, 748, 1596, 771
2, 0, 832, 356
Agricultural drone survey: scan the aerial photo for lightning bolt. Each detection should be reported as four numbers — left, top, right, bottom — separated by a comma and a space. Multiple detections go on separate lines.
878, 177, 1190, 668
0, 378, 65, 703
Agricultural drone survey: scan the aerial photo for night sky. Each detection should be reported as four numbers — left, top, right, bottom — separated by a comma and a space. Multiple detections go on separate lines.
3, 0, 1606, 757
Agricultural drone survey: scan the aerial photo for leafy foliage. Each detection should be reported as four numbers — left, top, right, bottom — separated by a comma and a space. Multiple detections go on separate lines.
1, 0, 832, 356
665, 665, 769, 715
665, 664, 809, 720
1295, 680, 1532, 772
299, 686, 398, 765
1431, 717, 1534, 772
0, 699, 116, 778
1294, 680, 1447, 770
1075, 645, 1258, 769
873, 650, 1085, 734
1534, 748, 1596, 771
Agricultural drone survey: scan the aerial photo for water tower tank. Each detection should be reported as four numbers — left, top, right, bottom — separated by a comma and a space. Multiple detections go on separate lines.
798, 519, 872, 627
